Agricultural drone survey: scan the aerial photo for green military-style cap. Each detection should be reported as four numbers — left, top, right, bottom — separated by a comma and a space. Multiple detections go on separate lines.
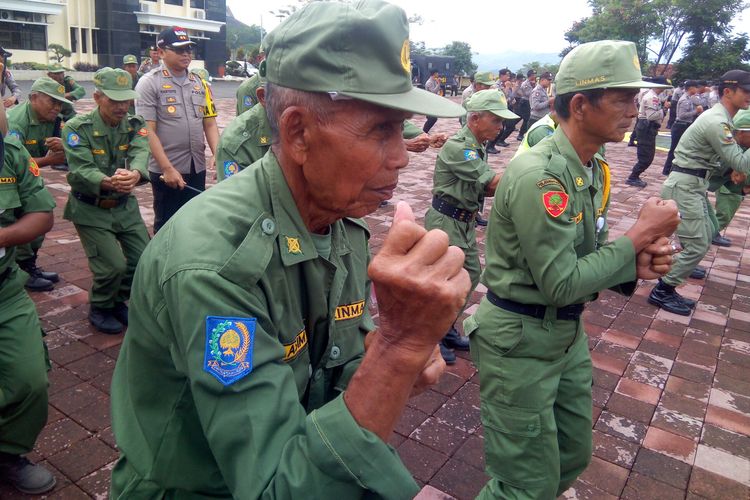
123, 54, 138, 65
191, 67, 210, 81
465, 89, 519, 120
473, 71, 495, 86
555, 40, 670, 95
93, 67, 138, 101
30, 76, 73, 105
734, 109, 750, 131
262, 0, 464, 118
47, 64, 65, 73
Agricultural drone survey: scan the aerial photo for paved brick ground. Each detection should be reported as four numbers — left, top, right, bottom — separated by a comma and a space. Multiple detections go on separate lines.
1, 97, 748, 499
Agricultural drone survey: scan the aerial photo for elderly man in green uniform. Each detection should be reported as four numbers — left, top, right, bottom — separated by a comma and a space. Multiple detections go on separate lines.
0, 108, 57, 494
109, 2, 470, 497
236, 72, 264, 115
47, 64, 85, 122
122, 54, 140, 115
62, 68, 150, 334
648, 70, 750, 315
465, 40, 680, 499
426, 89, 517, 364
7, 77, 70, 291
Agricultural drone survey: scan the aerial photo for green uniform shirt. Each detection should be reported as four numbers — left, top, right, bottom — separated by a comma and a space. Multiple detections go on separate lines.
672, 102, 750, 178
61, 108, 150, 229
61, 75, 85, 120
481, 126, 636, 307
236, 74, 262, 115
0, 136, 56, 273
215, 103, 272, 181
432, 125, 495, 212
110, 152, 417, 499
7, 101, 61, 159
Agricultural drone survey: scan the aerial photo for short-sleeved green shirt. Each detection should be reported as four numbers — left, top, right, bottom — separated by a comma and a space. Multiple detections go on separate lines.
0, 136, 56, 272
481, 126, 636, 307
215, 103, 272, 181
110, 152, 417, 499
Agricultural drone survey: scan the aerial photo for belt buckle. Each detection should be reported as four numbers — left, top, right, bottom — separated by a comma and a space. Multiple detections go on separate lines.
99, 199, 117, 209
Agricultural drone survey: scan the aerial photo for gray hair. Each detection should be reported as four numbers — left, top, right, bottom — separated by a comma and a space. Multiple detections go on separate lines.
265, 83, 338, 140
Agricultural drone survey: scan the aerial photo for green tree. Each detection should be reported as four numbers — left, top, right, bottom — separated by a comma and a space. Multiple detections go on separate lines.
48, 43, 71, 64
226, 17, 264, 61
517, 61, 560, 76
441, 41, 477, 75
674, 34, 750, 81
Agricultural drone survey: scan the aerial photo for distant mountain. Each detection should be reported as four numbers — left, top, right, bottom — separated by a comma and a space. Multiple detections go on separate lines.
474, 51, 562, 73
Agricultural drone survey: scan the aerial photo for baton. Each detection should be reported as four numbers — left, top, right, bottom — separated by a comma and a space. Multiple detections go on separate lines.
158, 175, 204, 194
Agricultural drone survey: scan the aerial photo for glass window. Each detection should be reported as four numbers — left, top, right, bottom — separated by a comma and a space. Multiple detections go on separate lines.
164, 0, 183, 5
81, 28, 88, 53
70, 27, 78, 53
190, 0, 205, 7
91, 30, 98, 54
0, 22, 47, 51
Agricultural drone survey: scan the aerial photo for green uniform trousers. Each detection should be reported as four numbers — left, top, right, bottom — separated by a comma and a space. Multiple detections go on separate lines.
467, 300, 592, 499
15, 235, 44, 263
661, 178, 713, 287
424, 209, 480, 312
75, 222, 149, 309
0, 267, 49, 455
715, 185, 744, 232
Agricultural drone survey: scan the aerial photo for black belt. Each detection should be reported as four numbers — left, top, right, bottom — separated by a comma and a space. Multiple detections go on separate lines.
671, 165, 709, 179
0, 266, 11, 288
486, 289, 585, 321
73, 191, 128, 209
674, 120, 692, 126
432, 196, 476, 223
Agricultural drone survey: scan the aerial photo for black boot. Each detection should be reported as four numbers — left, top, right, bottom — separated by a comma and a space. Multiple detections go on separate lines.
475, 213, 488, 227
689, 266, 706, 280
485, 144, 500, 154
626, 177, 647, 188
648, 280, 692, 316
89, 306, 124, 334
712, 234, 731, 247
0, 453, 56, 495
442, 326, 470, 351
113, 302, 129, 326
18, 259, 55, 292
439, 343, 456, 365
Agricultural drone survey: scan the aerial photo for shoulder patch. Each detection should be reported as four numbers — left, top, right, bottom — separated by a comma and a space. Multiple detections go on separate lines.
464, 149, 479, 161
721, 124, 735, 144
204, 316, 255, 386
542, 191, 569, 218
28, 158, 40, 177
536, 178, 562, 189
67, 132, 80, 147
137, 127, 148, 136
223, 160, 239, 178
243, 95, 253, 107
7, 130, 20, 141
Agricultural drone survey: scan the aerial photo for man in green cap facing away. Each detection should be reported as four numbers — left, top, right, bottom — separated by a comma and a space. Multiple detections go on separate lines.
465, 40, 681, 499
7, 77, 71, 291
62, 67, 150, 334
648, 69, 750, 315
47, 64, 85, 122
426, 89, 517, 364
122, 55, 140, 115
0, 104, 57, 495
236, 72, 264, 115
110, 1, 469, 497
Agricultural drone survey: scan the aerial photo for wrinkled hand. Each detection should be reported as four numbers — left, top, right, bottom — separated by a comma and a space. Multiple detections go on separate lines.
3, 97, 15, 108
635, 197, 681, 240
161, 167, 186, 190
44, 137, 63, 152
111, 168, 141, 193
368, 202, 470, 354
636, 236, 675, 279
731, 170, 747, 185
44, 149, 66, 165
429, 133, 448, 148
404, 134, 431, 153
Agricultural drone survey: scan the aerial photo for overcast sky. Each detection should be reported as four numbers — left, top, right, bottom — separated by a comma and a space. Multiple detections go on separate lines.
227, 0, 750, 57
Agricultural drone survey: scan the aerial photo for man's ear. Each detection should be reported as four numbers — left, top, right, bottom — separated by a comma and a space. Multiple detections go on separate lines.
277, 106, 310, 165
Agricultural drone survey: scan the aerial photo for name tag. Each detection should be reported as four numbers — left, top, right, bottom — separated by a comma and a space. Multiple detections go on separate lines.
335, 300, 365, 321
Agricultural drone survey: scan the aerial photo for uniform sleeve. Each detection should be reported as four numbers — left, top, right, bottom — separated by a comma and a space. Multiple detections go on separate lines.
506, 171, 636, 307
706, 120, 750, 174
161, 270, 418, 500
526, 124, 554, 148
127, 119, 151, 181
13, 145, 55, 213
402, 120, 423, 139
441, 148, 496, 191
62, 123, 107, 196
67, 78, 86, 100
6, 72, 20, 99
134, 77, 157, 122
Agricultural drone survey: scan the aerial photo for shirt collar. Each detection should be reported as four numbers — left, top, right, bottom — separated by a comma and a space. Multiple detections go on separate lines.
91, 107, 130, 137
26, 102, 42, 126
552, 126, 593, 192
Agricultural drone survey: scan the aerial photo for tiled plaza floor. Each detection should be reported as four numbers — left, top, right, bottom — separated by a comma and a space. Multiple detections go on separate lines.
0, 97, 748, 499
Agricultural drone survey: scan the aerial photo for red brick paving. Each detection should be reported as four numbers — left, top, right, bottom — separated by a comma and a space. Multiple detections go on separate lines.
1, 96, 749, 499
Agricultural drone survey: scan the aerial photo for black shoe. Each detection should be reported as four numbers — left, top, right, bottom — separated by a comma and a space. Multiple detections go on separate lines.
647, 281, 692, 316
439, 343, 456, 365
689, 266, 706, 280
89, 306, 124, 334
23, 274, 54, 292
113, 302, 129, 326
516, 134, 524, 141
679, 295, 697, 309
497, 141, 510, 147
626, 178, 647, 188
442, 327, 470, 351
475, 214, 488, 227
19, 260, 58, 289
712, 234, 731, 247
51, 164, 69, 171
0, 454, 56, 495
486, 145, 500, 154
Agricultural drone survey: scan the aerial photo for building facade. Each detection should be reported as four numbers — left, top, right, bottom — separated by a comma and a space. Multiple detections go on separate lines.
0, 0, 226, 73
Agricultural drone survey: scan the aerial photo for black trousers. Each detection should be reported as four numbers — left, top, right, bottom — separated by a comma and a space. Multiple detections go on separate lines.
663, 120, 690, 175
516, 100, 531, 136
423, 116, 438, 133
667, 102, 678, 128
150, 163, 206, 233
629, 120, 659, 179
498, 117, 521, 142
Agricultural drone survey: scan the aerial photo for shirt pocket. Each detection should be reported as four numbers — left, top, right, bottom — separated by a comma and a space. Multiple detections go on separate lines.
191, 93, 206, 119
0, 184, 21, 213
159, 93, 183, 118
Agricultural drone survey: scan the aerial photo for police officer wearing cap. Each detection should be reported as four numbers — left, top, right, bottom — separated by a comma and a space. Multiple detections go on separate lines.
0, 46, 20, 108
47, 64, 85, 122
62, 68, 151, 334
649, 69, 750, 315
0, 103, 57, 495
626, 76, 670, 187
7, 77, 71, 291
138, 45, 160, 75
110, 1, 469, 497
460, 71, 494, 127
465, 40, 680, 499
529, 71, 554, 128
135, 26, 219, 232
663, 79, 704, 175
515, 69, 537, 140
426, 89, 517, 365
122, 55, 140, 114
236, 72, 264, 115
